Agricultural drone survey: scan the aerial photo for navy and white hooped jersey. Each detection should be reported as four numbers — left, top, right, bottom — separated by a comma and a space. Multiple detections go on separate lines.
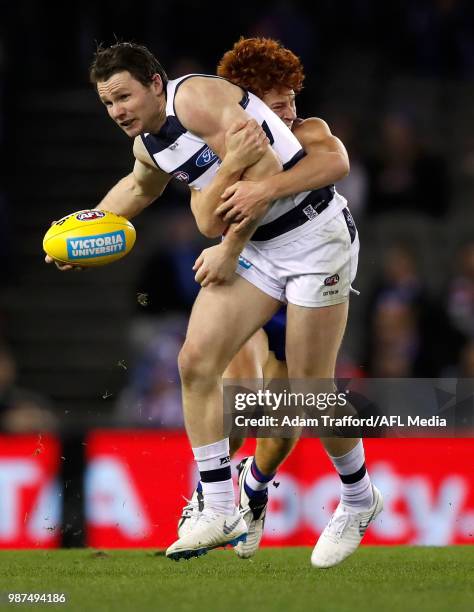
141, 74, 345, 231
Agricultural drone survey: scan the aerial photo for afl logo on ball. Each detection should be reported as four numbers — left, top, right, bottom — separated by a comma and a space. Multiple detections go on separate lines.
196, 146, 217, 168
324, 274, 340, 286
76, 211, 106, 221
173, 170, 190, 183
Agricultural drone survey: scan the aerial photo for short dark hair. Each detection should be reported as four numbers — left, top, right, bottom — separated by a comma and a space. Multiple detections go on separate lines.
89, 42, 168, 88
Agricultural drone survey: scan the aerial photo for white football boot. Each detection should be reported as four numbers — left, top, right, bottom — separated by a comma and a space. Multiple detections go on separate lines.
234, 457, 268, 559
311, 485, 383, 568
177, 488, 204, 538
166, 507, 247, 561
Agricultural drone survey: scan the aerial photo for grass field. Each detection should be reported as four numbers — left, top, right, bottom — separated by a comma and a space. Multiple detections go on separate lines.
0, 547, 472, 611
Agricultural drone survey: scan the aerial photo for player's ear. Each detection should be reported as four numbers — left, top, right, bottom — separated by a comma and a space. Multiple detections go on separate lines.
151, 74, 164, 95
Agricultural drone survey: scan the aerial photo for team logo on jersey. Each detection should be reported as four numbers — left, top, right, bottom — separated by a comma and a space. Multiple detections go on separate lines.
76, 210, 106, 221
196, 146, 218, 168
172, 170, 190, 183
324, 274, 340, 286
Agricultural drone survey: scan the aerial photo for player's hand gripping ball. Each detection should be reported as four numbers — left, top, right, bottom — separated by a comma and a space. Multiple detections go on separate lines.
43, 210, 136, 267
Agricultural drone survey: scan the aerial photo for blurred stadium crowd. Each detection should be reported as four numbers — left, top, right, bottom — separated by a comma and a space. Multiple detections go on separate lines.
0, 0, 474, 430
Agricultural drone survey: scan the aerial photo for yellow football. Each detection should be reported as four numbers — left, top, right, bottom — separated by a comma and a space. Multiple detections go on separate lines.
43, 209, 136, 267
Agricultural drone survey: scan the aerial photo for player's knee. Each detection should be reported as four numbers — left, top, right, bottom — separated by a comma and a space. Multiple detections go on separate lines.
260, 437, 296, 458
275, 437, 298, 454
178, 341, 220, 384
178, 342, 204, 383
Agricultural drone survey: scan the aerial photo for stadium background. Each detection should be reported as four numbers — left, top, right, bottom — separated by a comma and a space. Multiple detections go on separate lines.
0, 1, 473, 549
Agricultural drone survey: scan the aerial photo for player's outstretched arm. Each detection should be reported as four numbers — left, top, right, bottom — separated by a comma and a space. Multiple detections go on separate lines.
217, 118, 349, 227
96, 137, 170, 219
45, 138, 170, 271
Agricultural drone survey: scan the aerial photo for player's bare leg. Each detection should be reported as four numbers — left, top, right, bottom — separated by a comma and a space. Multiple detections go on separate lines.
285, 301, 358, 449
178, 280, 278, 447
285, 301, 382, 568
253, 436, 297, 474
227, 335, 299, 558
226, 329, 268, 457
225, 328, 269, 381
257, 350, 297, 472
167, 276, 279, 560
285, 301, 348, 378
226, 337, 297, 468
177, 329, 269, 539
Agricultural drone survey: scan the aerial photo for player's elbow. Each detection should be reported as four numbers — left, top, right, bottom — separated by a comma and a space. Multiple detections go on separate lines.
341, 155, 350, 178
130, 170, 166, 203
244, 148, 282, 181
200, 224, 224, 239
333, 153, 350, 182
195, 215, 226, 239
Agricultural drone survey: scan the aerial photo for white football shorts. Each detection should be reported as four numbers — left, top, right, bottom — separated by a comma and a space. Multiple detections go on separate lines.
235, 204, 359, 308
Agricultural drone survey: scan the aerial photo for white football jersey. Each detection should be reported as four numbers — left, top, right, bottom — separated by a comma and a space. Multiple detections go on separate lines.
141, 75, 344, 234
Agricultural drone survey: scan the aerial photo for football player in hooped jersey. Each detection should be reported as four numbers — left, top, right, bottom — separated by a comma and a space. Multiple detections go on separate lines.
45, 41, 382, 563
179, 38, 383, 566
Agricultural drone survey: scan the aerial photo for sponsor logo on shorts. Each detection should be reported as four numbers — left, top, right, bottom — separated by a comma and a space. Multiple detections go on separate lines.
324, 274, 340, 286
220, 456, 231, 466
173, 170, 190, 183
76, 210, 106, 221
196, 146, 218, 168
238, 255, 253, 269
67, 230, 126, 259
323, 289, 339, 297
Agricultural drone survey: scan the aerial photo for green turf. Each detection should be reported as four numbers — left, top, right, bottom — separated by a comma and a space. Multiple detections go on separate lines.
0, 547, 472, 612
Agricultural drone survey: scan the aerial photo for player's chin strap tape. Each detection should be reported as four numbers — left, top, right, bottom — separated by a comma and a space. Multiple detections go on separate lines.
251, 185, 335, 242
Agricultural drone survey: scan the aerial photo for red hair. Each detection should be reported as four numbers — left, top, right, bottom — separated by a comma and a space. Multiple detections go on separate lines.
217, 37, 305, 99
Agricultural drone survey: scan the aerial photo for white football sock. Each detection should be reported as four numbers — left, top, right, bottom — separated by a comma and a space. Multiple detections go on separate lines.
327, 440, 374, 509
193, 438, 235, 514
